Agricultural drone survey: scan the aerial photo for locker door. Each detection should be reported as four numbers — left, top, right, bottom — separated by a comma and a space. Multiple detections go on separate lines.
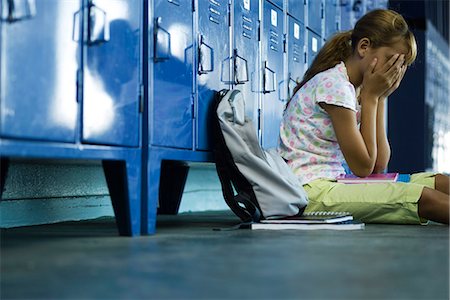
232, 0, 260, 129
307, 29, 320, 66
0, 0, 79, 142
268, 0, 284, 10
340, 0, 352, 31
307, 0, 323, 36
340, 0, 365, 31
366, 0, 388, 11
261, 1, 284, 149
152, 0, 193, 149
288, 0, 305, 22
196, 0, 230, 151
324, 0, 339, 40
82, 0, 141, 147
287, 17, 306, 99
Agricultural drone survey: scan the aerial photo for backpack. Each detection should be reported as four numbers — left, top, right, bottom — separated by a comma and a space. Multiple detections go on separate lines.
212, 89, 308, 224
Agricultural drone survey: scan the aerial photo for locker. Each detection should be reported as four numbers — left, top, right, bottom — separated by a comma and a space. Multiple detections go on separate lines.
268, 0, 284, 10
260, 0, 284, 149
306, 29, 320, 66
287, 17, 306, 99
307, 0, 323, 36
324, 0, 340, 40
196, 0, 230, 151
366, 0, 388, 11
82, 0, 141, 147
231, 0, 260, 127
152, 0, 194, 149
0, 0, 79, 143
288, 0, 305, 22
340, 0, 366, 31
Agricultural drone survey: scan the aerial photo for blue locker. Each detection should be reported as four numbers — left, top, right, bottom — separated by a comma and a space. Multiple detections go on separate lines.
232, 0, 260, 127
260, 0, 284, 149
366, 0, 388, 11
268, 0, 284, 10
152, 0, 194, 149
288, 0, 305, 22
340, 0, 366, 31
307, 0, 323, 36
196, 0, 230, 151
0, 0, 79, 142
82, 0, 141, 147
287, 17, 306, 99
306, 28, 320, 66
324, 0, 340, 40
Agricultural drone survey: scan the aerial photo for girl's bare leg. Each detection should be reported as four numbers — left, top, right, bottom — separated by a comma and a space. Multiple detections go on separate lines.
418, 187, 449, 224
435, 174, 450, 195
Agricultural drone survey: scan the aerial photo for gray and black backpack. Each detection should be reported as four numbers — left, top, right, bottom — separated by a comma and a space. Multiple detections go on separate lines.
212, 89, 308, 224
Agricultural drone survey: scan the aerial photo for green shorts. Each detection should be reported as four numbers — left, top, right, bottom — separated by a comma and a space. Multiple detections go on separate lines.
303, 172, 436, 224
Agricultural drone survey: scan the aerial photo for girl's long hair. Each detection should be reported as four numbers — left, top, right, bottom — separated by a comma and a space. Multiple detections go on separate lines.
289, 9, 417, 106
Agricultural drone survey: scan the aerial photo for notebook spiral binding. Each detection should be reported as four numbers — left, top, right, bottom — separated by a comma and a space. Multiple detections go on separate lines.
303, 211, 351, 216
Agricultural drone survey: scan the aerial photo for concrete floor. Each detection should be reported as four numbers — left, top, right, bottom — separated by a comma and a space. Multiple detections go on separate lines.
1, 211, 449, 300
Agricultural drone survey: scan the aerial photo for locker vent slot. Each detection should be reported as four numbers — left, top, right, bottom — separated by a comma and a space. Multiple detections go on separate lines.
242, 15, 254, 39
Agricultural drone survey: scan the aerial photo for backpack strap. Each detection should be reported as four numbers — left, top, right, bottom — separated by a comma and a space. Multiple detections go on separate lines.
234, 193, 261, 222
215, 159, 256, 223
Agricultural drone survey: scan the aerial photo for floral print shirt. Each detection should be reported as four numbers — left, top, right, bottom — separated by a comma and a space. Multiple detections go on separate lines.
278, 62, 361, 184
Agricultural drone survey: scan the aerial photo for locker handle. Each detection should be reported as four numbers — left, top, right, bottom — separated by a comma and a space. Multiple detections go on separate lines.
72, 8, 81, 42
198, 35, 214, 75
233, 49, 249, 85
1, 0, 36, 23
262, 61, 276, 94
87, 2, 110, 45
154, 17, 171, 62
287, 75, 298, 99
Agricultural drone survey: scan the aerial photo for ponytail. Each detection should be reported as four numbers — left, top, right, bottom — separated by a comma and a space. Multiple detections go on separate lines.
291, 30, 354, 98
286, 30, 354, 110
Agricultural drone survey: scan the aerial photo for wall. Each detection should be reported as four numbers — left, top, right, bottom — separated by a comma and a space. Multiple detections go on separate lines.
0, 161, 226, 228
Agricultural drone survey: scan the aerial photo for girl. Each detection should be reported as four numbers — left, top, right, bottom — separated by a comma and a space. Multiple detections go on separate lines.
278, 9, 449, 224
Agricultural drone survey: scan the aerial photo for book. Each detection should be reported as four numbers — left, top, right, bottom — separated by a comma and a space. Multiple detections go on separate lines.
262, 211, 353, 224
336, 173, 399, 184
251, 220, 365, 231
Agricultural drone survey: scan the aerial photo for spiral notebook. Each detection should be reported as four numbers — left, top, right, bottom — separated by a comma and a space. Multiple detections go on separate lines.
262, 211, 353, 224
251, 211, 365, 230
251, 221, 365, 230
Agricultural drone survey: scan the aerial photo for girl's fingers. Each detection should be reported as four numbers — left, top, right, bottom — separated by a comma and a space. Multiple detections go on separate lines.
367, 58, 377, 74
379, 53, 400, 73
390, 65, 407, 92
385, 54, 405, 77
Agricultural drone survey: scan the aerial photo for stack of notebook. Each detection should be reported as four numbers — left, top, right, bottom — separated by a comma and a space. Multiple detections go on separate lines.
251, 211, 364, 230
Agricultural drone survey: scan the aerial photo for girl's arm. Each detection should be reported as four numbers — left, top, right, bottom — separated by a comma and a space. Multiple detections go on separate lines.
322, 97, 378, 178
374, 63, 407, 173
373, 98, 391, 173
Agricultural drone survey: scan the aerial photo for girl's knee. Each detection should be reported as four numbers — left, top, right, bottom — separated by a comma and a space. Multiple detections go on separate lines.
435, 174, 450, 195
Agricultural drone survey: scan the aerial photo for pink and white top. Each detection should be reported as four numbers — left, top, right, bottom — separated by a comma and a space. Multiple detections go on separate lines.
278, 62, 361, 184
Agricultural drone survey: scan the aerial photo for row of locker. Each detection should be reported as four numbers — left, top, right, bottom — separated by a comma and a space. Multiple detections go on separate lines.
1, 0, 389, 150
1, 0, 388, 235
152, 0, 388, 151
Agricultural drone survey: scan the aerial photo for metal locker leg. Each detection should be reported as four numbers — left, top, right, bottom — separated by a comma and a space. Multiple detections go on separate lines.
102, 158, 141, 236
1, 158, 10, 197
157, 161, 189, 215
144, 152, 161, 235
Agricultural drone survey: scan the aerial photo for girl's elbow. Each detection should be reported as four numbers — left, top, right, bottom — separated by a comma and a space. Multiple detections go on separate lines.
352, 168, 373, 178
349, 162, 375, 178
373, 164, 388, 174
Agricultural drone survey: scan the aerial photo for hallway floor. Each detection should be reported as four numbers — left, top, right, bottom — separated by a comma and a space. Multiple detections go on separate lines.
1, 211, 449, 300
